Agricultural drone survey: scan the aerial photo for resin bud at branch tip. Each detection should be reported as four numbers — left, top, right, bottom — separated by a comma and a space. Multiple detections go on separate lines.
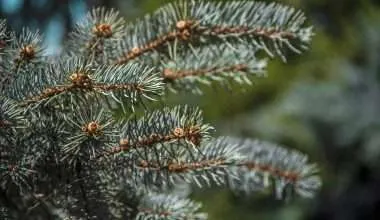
69, 72, 92, 87
19, 44, 35, 61
82, 121, 103, 136
93, 23, 113, 38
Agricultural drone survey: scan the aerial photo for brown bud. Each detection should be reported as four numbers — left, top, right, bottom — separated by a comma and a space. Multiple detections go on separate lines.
83, 121, 102, 136
119, 139, 129, 150
69, 73, 79, 81
173, 127, 185, 137
69, 72, 92, 87
176, 20, 188, 30
120, 139, 129, 146
131, 47, 140, 55
20, 45, 35, 60
93, 23, 113, 38
87, 121, 99, 133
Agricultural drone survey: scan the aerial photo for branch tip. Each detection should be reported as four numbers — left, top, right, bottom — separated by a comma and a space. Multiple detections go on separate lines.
92, 23, 113, 38
69, 72, 93, 88
20, 45, 36, 60
82, 121, 103, 136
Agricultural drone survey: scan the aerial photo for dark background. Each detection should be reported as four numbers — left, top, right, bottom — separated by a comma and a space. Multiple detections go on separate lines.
1, 0, 380, 219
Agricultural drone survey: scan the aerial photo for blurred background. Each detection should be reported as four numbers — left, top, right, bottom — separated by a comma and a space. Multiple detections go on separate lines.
1, 0, 380, 219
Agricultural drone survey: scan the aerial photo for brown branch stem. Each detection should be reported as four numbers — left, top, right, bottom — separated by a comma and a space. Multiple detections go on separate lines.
162, 64, 249, 81
238, 162, 300, 182
203, 26, 296, 39
114, 31, 179, 65
21, 83, 143, 106
101, 126, 201, 157
135, 159, 299, 182
137, 158, 228, 173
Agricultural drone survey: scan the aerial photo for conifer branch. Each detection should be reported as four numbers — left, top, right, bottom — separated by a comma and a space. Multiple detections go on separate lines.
110, 125, 203, 155
161, 44, 267, 94
225, 138, 321, 199
2, 29, 46, 74
129, 137, 243, 188
115, 0, 313, 64
17, 58, 163, 110
65, 7, 126, 64
60, 103, 119, 166
0, 28, 47, 98
104, 105, 213, 160
115, 25, 189, 65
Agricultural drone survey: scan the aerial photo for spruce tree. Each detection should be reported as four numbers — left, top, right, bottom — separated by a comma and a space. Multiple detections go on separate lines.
0, 1, 321, 219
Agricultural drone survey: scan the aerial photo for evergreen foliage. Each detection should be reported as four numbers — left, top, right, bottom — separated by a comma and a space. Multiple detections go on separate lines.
0, 1, 321, 219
